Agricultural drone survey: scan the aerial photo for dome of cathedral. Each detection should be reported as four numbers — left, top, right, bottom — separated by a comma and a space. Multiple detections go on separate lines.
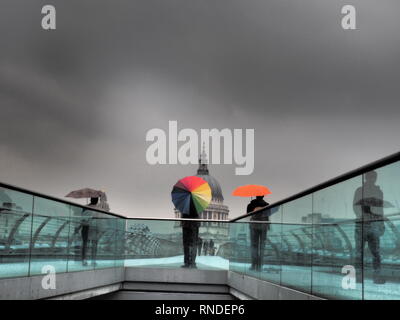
196, 173, 224, 202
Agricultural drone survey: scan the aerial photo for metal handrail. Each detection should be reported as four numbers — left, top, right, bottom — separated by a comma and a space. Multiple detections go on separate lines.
126, 216, 231, 223
0, 181, 126, 219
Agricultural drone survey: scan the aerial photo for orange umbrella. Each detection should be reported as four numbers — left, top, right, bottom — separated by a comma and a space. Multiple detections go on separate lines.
232, 185, 271, 197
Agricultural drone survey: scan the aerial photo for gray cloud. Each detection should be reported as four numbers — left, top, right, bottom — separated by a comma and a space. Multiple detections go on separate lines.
0, 0, 399, 217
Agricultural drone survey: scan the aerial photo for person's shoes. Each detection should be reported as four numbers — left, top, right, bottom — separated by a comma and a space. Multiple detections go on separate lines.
189, 263, 197, 269
373, 277, 386, 285
181, 264, 190, 268
373, 273, 386, 284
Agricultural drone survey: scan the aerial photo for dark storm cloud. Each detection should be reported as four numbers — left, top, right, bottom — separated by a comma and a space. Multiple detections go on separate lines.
0, 62, 106, 161
0, 0, 399, 217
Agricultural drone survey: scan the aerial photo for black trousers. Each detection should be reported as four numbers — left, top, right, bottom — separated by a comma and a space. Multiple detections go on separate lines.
355, 224, 381, 273
250, 226, 267, 270
182, 221, 199, 266
81, 226, 98, 262
197, 240, 203, 256
81, 226, 89, 261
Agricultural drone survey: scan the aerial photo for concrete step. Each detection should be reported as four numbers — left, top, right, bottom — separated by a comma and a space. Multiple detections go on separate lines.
93, 290, 236, 300
122, 281, 229, 294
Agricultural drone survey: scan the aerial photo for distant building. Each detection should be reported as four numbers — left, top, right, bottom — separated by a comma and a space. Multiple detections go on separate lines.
301, 213, 333, 224
0, 201, 23, 244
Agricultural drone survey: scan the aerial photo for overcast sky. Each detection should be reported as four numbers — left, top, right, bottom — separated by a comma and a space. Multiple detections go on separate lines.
0, 0, 399, 218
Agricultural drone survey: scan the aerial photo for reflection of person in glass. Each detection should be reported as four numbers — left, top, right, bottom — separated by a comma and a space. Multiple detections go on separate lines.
203, 239, 209, 256
81, 197, 99, 266
197, 237, 203, 256
208, 239, 215, 256
353, 170, 386, 284
248, 196, 269, 271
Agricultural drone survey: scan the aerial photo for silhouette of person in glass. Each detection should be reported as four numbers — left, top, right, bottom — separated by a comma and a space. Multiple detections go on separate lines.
353, 170, 386, 284
248, 196, 269, 271
197, 237, 203, 256
203, 239, 209, 256
81, 197, 99, 266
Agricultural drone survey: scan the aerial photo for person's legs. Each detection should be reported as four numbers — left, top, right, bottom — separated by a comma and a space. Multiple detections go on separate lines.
258, 229, 267, 270
254, 229, 260, 270
81, 227, 89, 265
182, 225, 190, 267
250, 226, 258, 270
366, 232, 384, 284
354, 224, 364, 282
91, 240, 98, 265
367, 235, 381, 272
186, 227, 194, 266
190, 222, 199, 267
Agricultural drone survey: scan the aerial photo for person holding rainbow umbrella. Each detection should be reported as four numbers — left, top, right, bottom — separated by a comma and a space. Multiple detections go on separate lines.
171, 175, 212, 268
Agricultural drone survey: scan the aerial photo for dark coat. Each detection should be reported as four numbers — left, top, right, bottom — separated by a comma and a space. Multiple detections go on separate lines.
247, 198, 270, 231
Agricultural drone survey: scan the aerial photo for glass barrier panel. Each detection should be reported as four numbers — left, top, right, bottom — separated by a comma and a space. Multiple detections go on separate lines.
238, 206, 281, 281
312, 176, 363, 299
229, 221, 249, 275
241, 220, 259, 279
114, 218, 126, 267
259, 206, 282, 284
67, 206, 95, 272
362, 164, 400, 300
94, 212, 117, 270
29, 197, 70, 276
281, 195, 312, 293
0, 187, 33, 279
199, 220, 230, 269
125, 219, 229, 270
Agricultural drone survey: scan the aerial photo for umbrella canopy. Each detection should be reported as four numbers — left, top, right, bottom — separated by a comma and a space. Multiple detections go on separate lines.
171, 176, 211, 217
66, 188, 104, 199
355, 197, 394, 208
232, 185, 271, 197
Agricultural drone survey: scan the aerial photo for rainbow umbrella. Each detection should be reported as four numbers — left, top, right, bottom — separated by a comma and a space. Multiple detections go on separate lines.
171, 176, 211, 217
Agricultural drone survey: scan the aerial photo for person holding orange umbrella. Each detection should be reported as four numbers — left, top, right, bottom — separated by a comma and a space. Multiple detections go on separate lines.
232, 185, 272, 272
